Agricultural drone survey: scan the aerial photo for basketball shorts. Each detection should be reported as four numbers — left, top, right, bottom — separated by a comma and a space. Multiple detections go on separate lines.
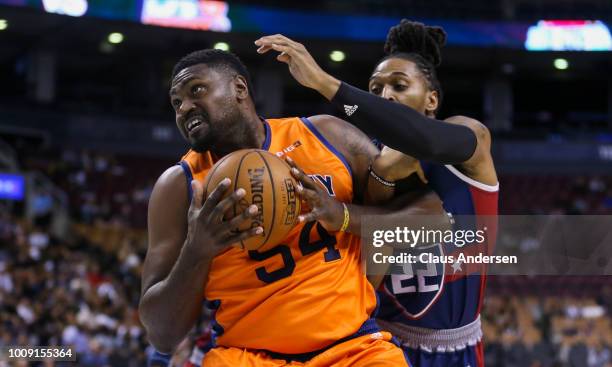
202, 330, 409, 367
402, 342, 483, 367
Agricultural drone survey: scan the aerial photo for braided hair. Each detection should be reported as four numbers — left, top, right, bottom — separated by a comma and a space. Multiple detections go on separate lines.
376, 19, 447, 114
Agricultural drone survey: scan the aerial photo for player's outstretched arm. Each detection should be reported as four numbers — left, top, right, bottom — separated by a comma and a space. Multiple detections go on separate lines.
139, 167, 261, 353
255, 34, 487, 169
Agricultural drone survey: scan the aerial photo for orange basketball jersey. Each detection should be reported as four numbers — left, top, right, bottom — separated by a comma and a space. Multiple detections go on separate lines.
180, 117, 377, 354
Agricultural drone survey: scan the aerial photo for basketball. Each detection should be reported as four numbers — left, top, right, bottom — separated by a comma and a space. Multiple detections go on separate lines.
203, 149, 301, 251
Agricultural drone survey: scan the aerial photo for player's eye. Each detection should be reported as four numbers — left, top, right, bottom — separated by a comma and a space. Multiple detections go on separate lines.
191, 85, 206, 95
370, 85, 381, 95
394, 83, 408, 91
171, 99, 181, 109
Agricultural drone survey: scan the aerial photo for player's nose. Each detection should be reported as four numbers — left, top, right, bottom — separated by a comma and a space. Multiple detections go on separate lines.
381, 86, 396, 102
178, 99, 197, 118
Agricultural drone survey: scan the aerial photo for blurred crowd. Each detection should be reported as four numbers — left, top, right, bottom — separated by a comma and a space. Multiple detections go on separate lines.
0, 212, 149, 366
483, 294, 612, 367
500, 175, 612, 215
1, 148, 611, 366
20, 148, 168, 229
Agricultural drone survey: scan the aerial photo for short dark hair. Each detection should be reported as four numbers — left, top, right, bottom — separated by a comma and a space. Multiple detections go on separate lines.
376, 19, 447, 114
172, 49, 255, 100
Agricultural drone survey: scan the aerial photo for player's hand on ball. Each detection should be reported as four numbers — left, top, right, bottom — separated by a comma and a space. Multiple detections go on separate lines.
188, 178, 263, 255
285, 157, 344, 232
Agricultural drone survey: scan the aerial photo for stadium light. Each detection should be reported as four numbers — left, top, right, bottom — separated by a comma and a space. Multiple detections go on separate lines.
108, 32, 124, 44
0, 19, 7, 31
330, 50, 345, 62
554, 58, 569, 70
213, 42, 230, 51
42, 0, 88, 17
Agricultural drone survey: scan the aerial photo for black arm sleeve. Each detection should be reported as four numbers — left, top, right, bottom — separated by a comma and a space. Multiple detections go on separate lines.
331, 82, 477, 164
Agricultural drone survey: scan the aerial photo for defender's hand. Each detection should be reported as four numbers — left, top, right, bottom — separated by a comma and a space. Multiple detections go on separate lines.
255, 34, 340, 100
187, 179, 262, 255
285, 157, 344, 232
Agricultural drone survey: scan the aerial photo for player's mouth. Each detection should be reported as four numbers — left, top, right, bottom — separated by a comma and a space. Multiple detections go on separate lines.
185, 115, 207, 134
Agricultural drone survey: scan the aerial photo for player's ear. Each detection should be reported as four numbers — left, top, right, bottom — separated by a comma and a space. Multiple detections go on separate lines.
233, 75, 249, 101
425, 90, 439, 116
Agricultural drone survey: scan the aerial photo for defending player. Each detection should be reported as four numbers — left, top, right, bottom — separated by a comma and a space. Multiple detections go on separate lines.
256, 20, 499, 367
139, 49, 447, 366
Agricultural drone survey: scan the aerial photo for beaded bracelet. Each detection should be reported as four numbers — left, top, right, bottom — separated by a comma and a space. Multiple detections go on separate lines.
368, 165, 396, 188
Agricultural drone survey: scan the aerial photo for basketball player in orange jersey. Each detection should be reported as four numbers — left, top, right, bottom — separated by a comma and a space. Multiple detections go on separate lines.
139, 49, 448, 366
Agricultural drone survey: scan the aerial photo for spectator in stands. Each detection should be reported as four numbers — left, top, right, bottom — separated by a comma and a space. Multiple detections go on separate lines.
526, 330, 556, 367
587, 335, 610, 367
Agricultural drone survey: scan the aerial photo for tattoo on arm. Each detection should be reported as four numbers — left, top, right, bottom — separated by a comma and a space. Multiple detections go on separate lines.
345, 128, 379, 201
309, 115, 380, 201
